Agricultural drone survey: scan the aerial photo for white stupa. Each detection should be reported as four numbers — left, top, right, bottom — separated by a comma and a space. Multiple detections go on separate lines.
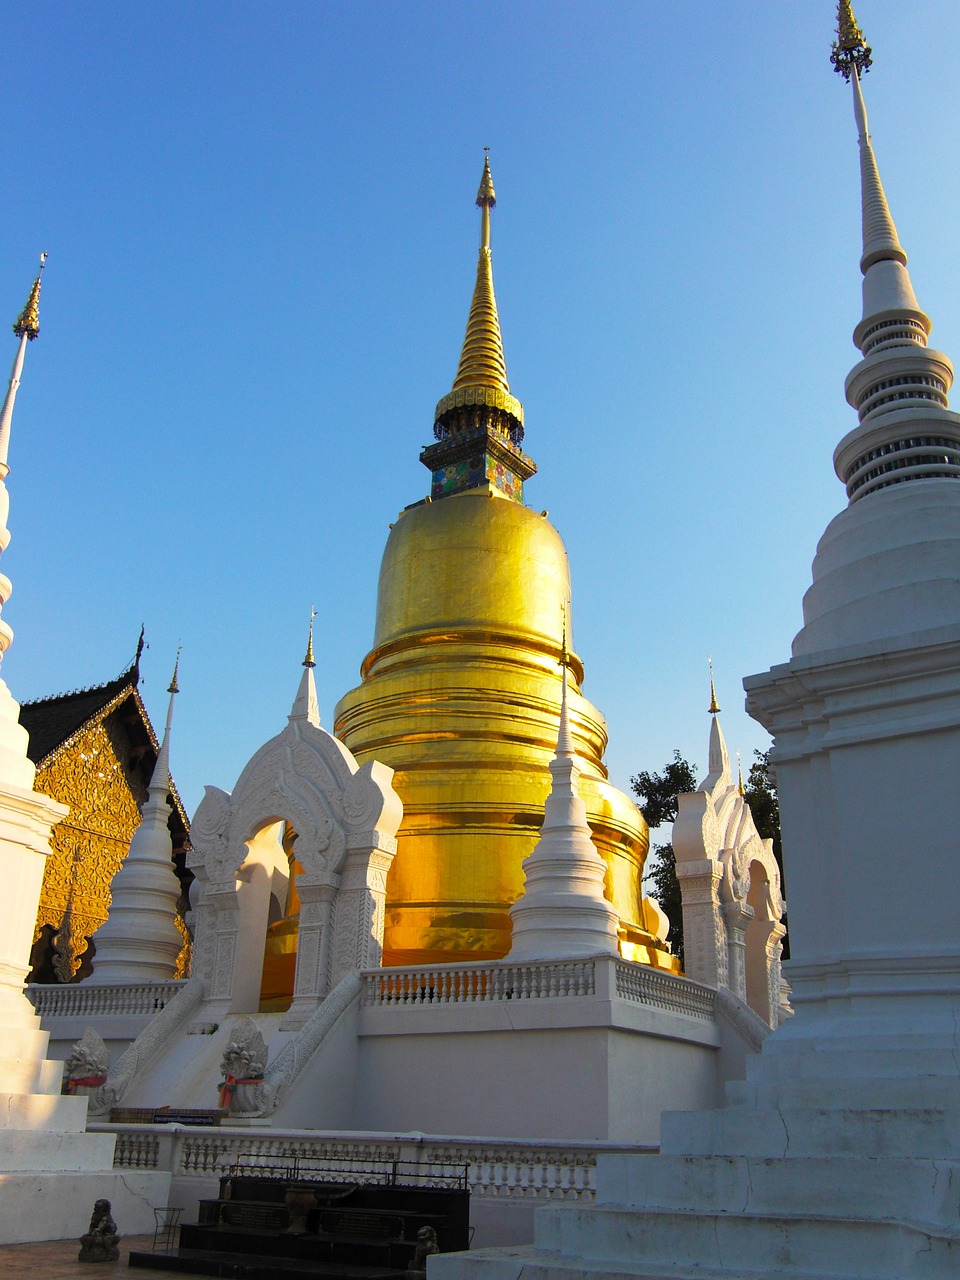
90, 651, 185, 982
434, 4, 960, 1276
508, 632, 621, 962
0, 260, 169, 1242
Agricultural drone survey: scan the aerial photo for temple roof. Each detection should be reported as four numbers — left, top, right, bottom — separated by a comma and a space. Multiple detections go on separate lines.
19, 657, 191, 856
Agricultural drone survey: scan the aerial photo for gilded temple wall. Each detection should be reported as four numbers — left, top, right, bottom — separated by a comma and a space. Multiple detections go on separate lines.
32, 712, 188, 981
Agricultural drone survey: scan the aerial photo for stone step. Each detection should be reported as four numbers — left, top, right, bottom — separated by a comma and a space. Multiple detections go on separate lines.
0, 1024, 51, 1059
594, 1153, 960, 1228
659, 1104, 960, 1159
430, 1250, 909, 1280
726, 1073, 960, 1112
0, 1091, 88, 1132
0, 1128, 115, 1171
532, 1204, 960, 1279
0, 1055, 64, 1095
745, 1044, 960, 1084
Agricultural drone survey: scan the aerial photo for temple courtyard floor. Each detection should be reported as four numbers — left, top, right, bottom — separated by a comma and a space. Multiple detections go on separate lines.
0, 1235, 182, 1279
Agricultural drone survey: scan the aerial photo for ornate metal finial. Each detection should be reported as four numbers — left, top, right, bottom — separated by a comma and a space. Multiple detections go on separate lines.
831, 0, 872, 81
167, 643, 181, 695
708, 656, 720, 715
13, 253, 47, 341
134, 624, 146, 669
303, 607, 317, 669
737, 748, 745, 796
476, 152, 496, 209
560, 603, 569, 669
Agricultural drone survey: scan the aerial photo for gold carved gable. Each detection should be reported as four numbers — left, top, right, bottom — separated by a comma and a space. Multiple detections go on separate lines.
34, 710, 149, 980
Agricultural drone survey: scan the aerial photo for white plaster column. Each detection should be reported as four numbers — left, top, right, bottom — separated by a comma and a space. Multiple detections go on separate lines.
330, 838, 396, 985
721, 898, 751, 1005
281, 876, 337, 1029
673, 857, 726, 990
201, 880, 241, 1017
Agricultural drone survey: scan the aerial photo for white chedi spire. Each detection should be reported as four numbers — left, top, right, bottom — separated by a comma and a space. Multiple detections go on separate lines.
90, 650, 184, 983
794, 8, 960, 659
830, 37, 960, 502
508, 642, 620, 962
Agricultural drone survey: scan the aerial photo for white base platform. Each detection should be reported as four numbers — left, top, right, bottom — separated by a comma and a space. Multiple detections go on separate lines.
0, 1168, 171, 1243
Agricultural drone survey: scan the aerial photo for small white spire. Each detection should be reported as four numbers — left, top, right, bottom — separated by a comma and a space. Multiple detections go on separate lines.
91, 645, 183, 983
290, 612, 321, 727
508, 605, 620, 962
0, 255, 46, 476
150, 645, 180, 798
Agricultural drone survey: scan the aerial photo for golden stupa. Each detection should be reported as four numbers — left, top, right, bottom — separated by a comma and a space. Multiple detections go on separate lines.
333, 158, 676, 972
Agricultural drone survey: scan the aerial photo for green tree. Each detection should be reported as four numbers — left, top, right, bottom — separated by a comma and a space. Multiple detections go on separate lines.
630, 751, 698, 965
742, 748, 787, 956
743, 751, 782, 878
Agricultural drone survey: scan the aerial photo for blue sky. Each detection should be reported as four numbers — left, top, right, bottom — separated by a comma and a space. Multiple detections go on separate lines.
1, 2, 958, 827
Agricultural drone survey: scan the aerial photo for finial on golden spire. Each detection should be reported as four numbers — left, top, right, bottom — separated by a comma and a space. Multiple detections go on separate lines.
303, 607, 317, 669
167, 644, 181, 695
560, 603, 569, 670
13, 253, 46, 341
476, 151, 496, 210
737, 749, 745, 797
831, 0, 872, 81
708, 656, 720, 715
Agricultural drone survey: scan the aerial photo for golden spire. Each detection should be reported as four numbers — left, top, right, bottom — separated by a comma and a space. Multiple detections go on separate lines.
831, 0, 872, 81
13, 253, 46, 341
167, 644, 181, 695
303, 606, 317, 669
708, 656, 720, 715
560, 602, 569, 669
737, 749, 745, 797
451, 153, 510, 396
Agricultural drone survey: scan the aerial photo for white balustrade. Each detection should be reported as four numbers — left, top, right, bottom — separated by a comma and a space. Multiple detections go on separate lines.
25, 980, 187, 1019
97, 1124, 651, 1204
613, 961, 715, 1020
362, 956, 715, 1021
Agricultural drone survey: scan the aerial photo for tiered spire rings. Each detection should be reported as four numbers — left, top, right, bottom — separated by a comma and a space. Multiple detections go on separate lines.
831, 2, 960, 502
421, 155, 536, 501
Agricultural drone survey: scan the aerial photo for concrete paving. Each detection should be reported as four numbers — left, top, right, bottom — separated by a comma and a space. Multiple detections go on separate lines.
0, 1234, 183, 1279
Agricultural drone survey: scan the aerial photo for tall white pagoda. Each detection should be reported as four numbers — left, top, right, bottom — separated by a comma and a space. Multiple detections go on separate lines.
435, 4, 960, 1275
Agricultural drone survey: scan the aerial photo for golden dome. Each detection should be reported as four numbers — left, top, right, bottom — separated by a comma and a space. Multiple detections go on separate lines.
336, 489, 674, 969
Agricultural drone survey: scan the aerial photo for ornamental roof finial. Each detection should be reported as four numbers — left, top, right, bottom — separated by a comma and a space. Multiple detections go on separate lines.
830, 0, 872, 82
476, 151, 497, 217
167, 644, 181, 695
737, 748, 745, 797
708, 656, 720, 715
303, 606, 317, 669
13, 253, 46, 341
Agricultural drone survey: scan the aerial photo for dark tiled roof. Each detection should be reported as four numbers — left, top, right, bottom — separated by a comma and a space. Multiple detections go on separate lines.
20, 665, 139, 766
18, 660, 191, 861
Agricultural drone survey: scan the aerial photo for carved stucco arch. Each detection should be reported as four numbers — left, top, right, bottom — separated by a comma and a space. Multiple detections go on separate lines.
187, 706, 402, 1021
673, 714, 787, 1028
